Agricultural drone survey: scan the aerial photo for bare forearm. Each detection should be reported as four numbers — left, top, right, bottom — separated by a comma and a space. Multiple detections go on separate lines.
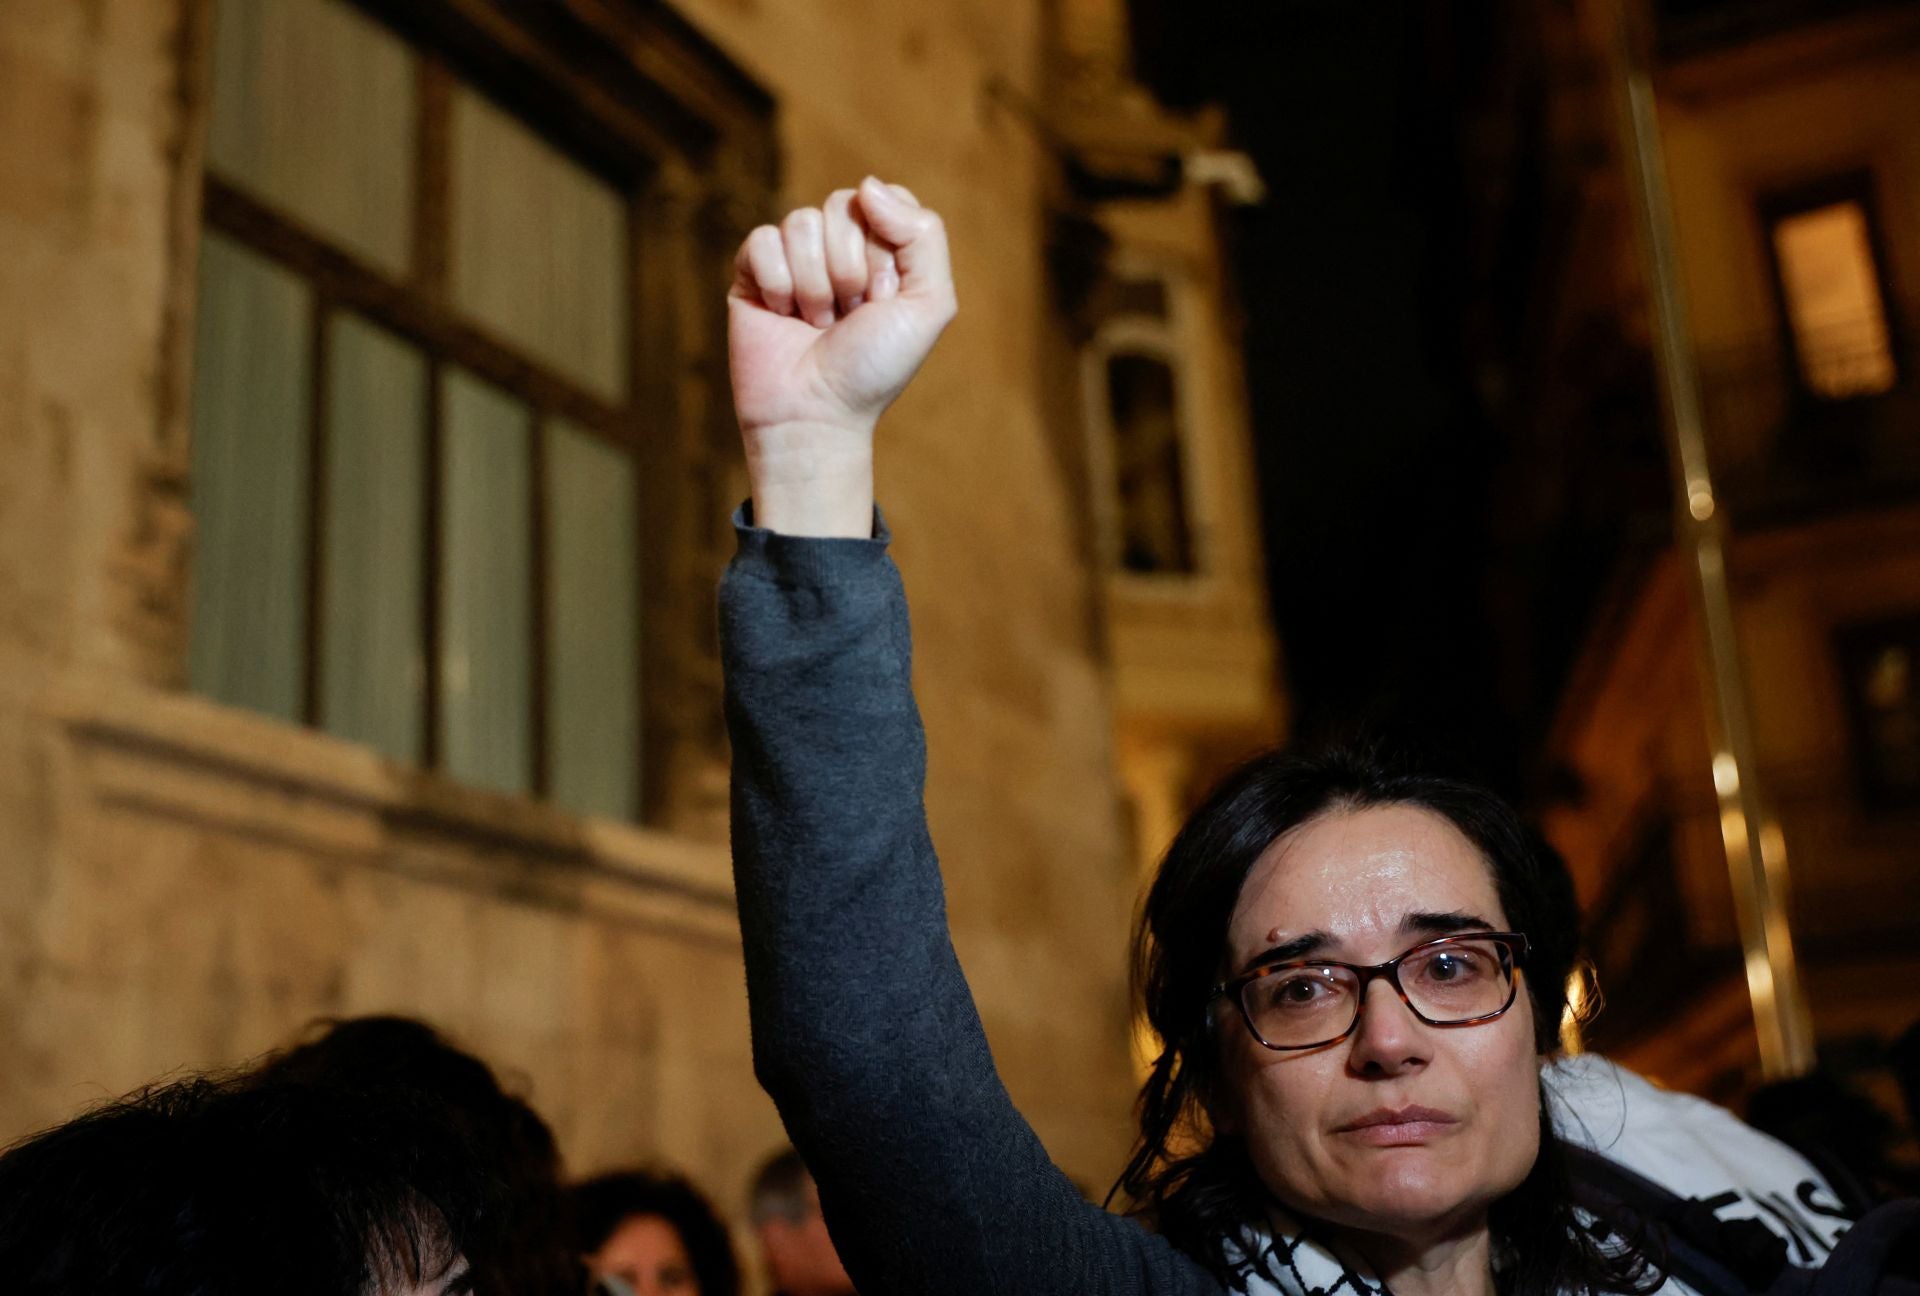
742, 421, 874, 538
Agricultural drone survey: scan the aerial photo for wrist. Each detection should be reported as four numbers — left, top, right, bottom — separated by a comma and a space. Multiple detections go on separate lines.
743, 425, 876, 538
750, 477, 875, 538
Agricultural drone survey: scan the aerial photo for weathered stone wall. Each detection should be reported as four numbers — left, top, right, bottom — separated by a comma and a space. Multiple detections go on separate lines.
0, 0, 1137, 1228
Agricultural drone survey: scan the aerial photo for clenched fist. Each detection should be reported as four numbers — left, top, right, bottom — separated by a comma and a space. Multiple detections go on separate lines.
728, 177, 956, 537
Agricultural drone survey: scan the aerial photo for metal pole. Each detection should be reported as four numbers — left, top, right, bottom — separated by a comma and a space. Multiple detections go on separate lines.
1609, 0, 1816, 1079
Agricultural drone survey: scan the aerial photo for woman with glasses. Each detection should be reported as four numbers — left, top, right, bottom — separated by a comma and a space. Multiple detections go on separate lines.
718, 179, 1687, 1296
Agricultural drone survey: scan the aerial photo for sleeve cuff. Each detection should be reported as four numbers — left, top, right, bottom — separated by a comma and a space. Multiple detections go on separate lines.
730, 502, 894, 586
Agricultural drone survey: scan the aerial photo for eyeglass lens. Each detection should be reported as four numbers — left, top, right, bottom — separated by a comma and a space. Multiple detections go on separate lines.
1241, 937, 1515, 1048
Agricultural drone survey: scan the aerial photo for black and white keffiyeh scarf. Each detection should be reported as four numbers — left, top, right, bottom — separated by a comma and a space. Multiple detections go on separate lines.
1225, 1208, 1389, 1296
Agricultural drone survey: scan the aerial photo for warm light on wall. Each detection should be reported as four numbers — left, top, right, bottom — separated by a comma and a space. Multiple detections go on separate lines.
1131, 1012, 1163, 1081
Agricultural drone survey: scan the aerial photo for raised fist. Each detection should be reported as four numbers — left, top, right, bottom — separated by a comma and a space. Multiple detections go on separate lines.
728, 177, 956, 536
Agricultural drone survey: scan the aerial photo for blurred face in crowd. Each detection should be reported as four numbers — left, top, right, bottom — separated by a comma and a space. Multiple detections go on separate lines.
1215, 804, 1543, 1248
588, 1214, 699, 1296
754, 1181, 853, 1296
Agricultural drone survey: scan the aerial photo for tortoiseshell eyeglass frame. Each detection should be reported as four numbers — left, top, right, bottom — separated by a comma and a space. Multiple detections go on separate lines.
1211, 931, 1532, 1052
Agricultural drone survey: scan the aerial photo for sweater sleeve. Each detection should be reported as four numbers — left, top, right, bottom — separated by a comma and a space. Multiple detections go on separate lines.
720, 511, 1224, 1296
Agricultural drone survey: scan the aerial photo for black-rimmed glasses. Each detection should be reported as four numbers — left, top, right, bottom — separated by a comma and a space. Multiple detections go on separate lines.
1212, 932, 1531, 1051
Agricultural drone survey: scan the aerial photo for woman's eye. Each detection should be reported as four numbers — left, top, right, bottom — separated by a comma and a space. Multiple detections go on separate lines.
1424, 950, 1484, 982
1274, 974, 1333, 1005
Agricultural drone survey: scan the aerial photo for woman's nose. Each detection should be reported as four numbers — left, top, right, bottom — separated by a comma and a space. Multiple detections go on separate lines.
1345, 976, 1432, 1074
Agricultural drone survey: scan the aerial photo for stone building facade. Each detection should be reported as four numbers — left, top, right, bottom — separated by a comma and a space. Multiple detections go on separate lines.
0, 0, 1278, 1228
1046, 0, 1283, 897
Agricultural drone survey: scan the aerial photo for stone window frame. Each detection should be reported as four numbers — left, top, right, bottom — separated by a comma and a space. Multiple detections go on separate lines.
172, 0, 775, 834
1078, 261, 1218, 593
1834, 609, 1920, 814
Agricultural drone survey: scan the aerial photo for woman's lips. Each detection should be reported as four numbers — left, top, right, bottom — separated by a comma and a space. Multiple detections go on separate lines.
1332, 1105, 1458, 1146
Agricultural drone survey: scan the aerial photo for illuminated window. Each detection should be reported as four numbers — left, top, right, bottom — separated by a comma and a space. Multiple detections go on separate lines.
1763, 177, 1899, 401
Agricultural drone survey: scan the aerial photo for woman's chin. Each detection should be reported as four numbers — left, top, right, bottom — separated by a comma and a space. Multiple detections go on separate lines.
1315, 1164, 1490, 1240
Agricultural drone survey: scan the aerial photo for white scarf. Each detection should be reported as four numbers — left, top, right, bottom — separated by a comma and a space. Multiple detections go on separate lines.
1228, 1054, 1849, 1295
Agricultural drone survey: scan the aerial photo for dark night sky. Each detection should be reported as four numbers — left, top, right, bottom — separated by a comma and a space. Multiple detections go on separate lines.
1127, 1, 1670, 799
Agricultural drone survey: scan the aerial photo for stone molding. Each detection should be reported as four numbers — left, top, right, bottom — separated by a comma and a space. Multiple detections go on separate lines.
47, 670, 740, 947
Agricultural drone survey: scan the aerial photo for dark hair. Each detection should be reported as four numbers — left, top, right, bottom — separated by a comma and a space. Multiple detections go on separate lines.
256, 1015, 581, 1296
1116, 745, 1654, 1295
572, 1169, 742, 1296
748, 1147, 817, 1226
0, 1073, 482, 1295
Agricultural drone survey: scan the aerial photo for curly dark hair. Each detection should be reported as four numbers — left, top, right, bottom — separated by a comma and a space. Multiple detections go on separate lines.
1115, 745, 1657, 1296
572, 1169, 741, 1296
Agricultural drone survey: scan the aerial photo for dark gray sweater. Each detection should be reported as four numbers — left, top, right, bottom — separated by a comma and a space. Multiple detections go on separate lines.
721, 514, 1227, 1296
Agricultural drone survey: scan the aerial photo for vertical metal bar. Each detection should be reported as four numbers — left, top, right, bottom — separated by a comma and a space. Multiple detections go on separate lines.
422, 362, 445, 770
417, 51, 451, 772
628, 445, 647, 825
303, 299, 333, 728
529, 414, 552, 799
1609, 0, 1816, 1078
627, 181, 652, 826
631, 165, 693, 828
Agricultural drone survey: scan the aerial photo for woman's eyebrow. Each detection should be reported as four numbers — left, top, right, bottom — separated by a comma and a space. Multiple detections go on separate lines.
1401, 910, 1495, 936
1237, 930, 1332, 971
1236, 913, 1496, 975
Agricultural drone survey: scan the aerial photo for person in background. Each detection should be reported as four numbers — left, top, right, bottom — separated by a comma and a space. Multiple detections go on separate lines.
571, 1169, 740, 1296
748, 1149, 855, 1296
